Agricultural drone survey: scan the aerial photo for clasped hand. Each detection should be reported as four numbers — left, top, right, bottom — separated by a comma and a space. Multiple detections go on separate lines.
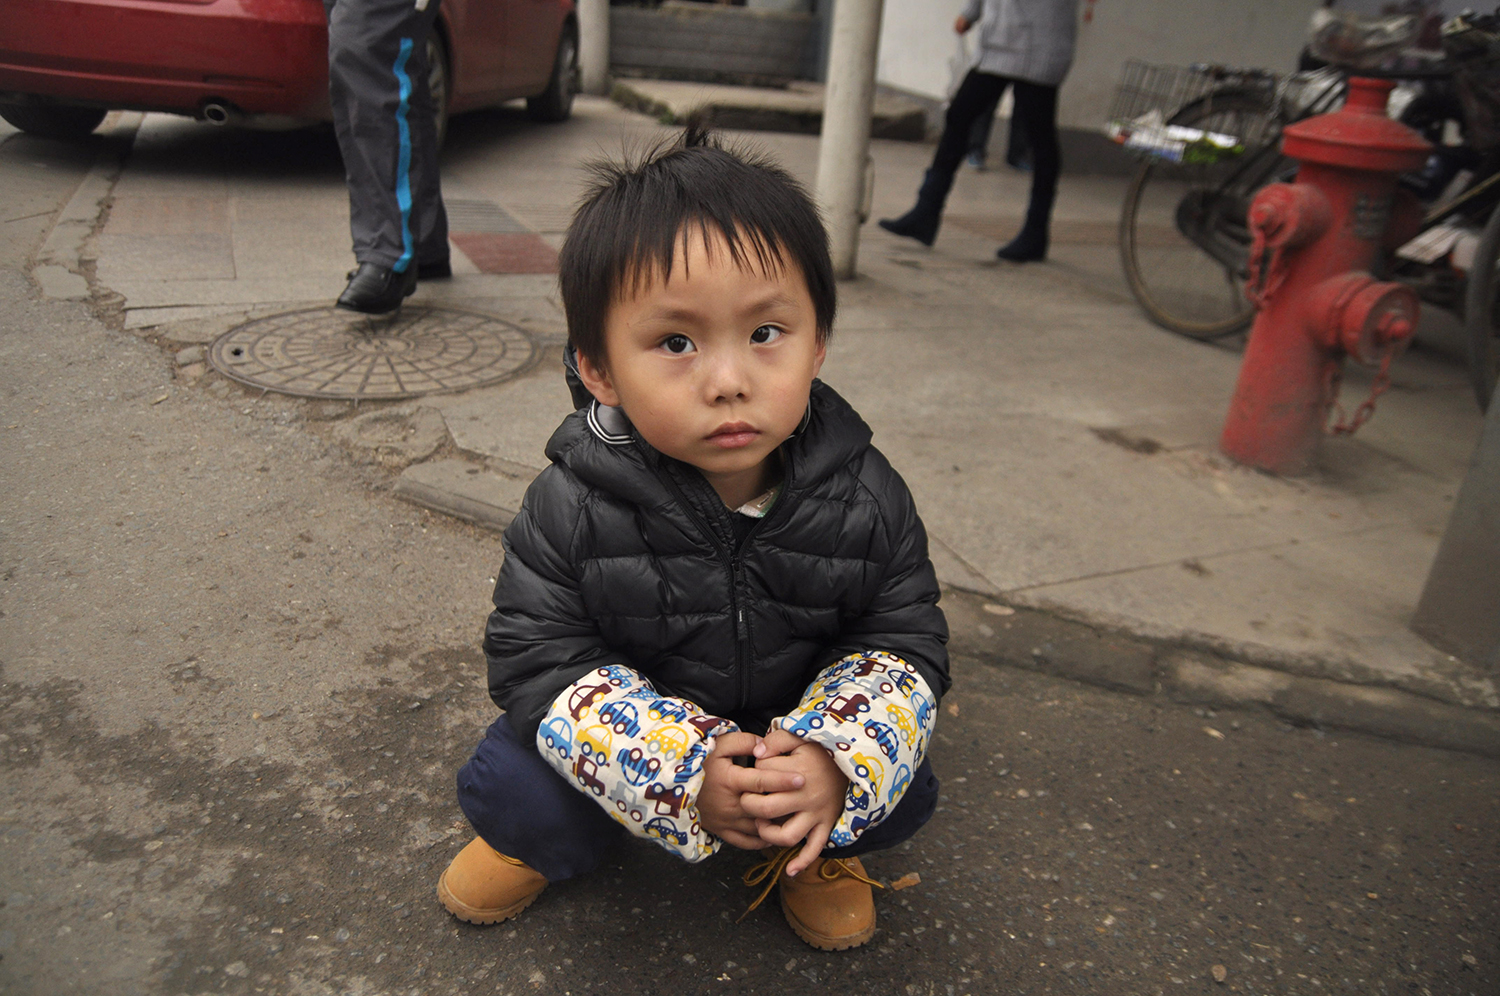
698, 729, 850, 877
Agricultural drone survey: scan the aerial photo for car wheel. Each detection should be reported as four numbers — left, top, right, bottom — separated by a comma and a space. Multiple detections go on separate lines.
0, 103, 107, 140
427, 32, 450, 151
526, 29, 577, 124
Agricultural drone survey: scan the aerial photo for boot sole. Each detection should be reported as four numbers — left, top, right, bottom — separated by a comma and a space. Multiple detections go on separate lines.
436, 869, 545, 925
779, 893, 876, 951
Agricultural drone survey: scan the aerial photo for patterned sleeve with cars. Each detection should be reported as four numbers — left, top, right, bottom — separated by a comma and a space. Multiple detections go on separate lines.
770, 651, 936, 848
534, 664, 740, 863
536, 651, 934, 862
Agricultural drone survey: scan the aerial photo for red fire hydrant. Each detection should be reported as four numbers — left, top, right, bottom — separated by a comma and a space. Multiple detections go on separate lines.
1220, 77, 1432, 475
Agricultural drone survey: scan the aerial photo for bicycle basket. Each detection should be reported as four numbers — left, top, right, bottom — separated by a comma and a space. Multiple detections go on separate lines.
1104, 60, 1282, 164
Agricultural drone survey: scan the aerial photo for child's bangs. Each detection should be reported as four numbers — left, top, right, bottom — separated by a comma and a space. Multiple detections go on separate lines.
615, 214, 792, 300
559, 126, 836, 365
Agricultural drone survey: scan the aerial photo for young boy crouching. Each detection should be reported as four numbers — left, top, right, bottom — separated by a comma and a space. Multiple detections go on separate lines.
437, 128, 950, 951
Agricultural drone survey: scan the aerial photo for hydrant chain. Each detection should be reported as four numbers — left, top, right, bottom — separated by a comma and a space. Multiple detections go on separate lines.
1327, 346, 1396, 436
1244, 184, 1332, 309
1245, 233, 1280, 308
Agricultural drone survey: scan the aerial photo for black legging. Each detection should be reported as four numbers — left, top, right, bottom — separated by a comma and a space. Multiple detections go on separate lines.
934, 69, 1060, 220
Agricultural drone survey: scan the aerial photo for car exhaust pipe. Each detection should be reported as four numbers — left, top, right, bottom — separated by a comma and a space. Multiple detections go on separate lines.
201, 102, 234, 125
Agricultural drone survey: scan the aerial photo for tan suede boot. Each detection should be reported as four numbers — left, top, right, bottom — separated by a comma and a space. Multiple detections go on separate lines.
436, 837, 547, 924
742, 849, 884, 950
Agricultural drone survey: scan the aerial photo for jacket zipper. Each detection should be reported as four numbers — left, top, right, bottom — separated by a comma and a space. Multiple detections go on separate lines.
731, 457, 796, 710
652, 467, 748, 708
653, 456, 798, 713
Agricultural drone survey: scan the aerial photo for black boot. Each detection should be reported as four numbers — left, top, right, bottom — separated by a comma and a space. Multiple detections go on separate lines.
995, 192, 1053, 263
336, 262, 418, 313
994, 227, 1047, 263
878, 169, 953, 247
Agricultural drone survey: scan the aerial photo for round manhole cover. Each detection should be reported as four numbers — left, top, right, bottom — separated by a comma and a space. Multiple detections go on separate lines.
207, 306, 538, 400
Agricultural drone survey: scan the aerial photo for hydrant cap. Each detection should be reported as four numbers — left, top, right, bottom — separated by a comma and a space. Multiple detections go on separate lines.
1282, 78, 1431, 173
1341, 280, 1418, 364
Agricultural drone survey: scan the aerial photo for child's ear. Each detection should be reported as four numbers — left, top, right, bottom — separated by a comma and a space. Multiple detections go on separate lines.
812, 338, 827, 379
575, 350, 622, 408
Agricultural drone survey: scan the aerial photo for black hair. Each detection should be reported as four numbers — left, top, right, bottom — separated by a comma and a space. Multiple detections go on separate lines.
558, 124, 836, 368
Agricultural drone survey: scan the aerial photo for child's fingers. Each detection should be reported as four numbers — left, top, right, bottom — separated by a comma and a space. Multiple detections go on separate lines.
755, 728, 805, 758
755, 811, 818, 851
752, 817, 804, 848
711, 731, 762, 758
749, 753, 806, 775
720, 813, 763, 835
725, 764, 804, 796
739, 788, 805, 821
783, 821, 832, 878
715, 825, 768, 850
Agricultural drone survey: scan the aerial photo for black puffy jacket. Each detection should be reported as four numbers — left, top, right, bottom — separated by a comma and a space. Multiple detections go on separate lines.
484, 380, 950, 745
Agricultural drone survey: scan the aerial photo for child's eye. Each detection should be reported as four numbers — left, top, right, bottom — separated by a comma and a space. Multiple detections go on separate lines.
750, 324, 783, 345
660, 334, 696, 355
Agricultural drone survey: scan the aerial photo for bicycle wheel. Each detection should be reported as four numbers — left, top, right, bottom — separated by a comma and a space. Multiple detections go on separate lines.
1462, 203, 1500, 412
1119, 88, 1292, 340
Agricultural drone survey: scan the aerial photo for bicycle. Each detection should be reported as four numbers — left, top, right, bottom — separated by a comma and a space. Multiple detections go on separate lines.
1109, 11, 1500, 412
1110, 62, 1335, 340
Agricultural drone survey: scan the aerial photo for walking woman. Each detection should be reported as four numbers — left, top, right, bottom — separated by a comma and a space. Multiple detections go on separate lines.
879, 0, 1078, 262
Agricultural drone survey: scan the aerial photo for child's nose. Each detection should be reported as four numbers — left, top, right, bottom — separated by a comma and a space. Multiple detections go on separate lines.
704, 350, 750, 402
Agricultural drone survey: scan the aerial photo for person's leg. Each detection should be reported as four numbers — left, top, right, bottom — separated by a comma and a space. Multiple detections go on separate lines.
326, 0, 441, 308
1005, 114, 1032, 171
966, 89, 1003, 169
996, 80, 1061, 262
879, 71, 1008, 246
402, 6, 450, 277
455, 713, 624, 882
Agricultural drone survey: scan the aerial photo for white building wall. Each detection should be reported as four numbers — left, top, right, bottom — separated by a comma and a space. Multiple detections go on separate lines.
876, 0, 1326, 131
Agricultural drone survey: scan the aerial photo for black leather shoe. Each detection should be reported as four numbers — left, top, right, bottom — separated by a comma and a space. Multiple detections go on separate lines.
418, 259, 452, 280
336, 263, 417, 314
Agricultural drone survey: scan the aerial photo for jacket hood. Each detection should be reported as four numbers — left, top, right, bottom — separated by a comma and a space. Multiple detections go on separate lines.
543, 379, 873, 501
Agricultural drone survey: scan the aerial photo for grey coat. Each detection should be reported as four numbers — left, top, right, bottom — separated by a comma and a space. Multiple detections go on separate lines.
960, 0, 1080, 87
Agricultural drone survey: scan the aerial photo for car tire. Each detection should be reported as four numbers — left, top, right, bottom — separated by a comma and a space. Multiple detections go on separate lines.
0, 104, 108, 140
526, 28, 577, 124
427, 32, 450, 152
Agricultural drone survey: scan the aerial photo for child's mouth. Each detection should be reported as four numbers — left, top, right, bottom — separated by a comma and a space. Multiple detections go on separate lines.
707, 422, 759, 448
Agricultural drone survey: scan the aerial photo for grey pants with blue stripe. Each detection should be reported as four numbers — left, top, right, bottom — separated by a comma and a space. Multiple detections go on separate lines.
325, 0, 449, 273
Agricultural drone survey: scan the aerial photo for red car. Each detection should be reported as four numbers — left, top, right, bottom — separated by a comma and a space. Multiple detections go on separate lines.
0, 0, 577, 140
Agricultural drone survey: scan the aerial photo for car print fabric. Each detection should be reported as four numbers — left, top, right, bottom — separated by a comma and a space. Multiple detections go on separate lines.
770, 650, 935, 848
536, 652, 934, 861
536, 664, 738, 862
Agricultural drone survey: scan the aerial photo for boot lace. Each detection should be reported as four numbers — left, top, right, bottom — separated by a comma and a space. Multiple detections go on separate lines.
738, 847, 885, 921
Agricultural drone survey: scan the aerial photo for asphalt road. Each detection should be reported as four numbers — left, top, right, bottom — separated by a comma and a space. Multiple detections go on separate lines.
1, 125, 1496, 996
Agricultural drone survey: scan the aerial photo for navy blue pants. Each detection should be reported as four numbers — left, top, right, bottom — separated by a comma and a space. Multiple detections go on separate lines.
457, 713, 941, 882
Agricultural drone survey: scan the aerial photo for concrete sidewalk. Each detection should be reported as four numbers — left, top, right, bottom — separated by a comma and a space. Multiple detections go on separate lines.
44, 96, 1498, 752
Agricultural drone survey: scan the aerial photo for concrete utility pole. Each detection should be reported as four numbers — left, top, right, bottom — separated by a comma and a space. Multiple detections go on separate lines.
815, 0, 884, 279
578, 0, 611, 97
1411, 384, 1500, 675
